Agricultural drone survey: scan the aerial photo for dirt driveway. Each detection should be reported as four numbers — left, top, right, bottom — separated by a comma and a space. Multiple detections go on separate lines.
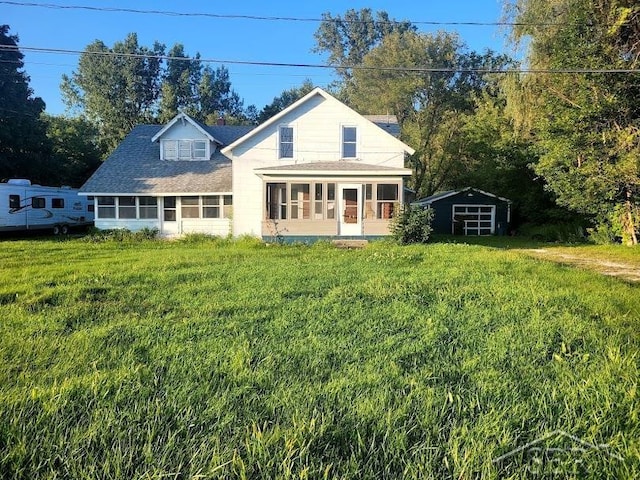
523, 248, 640, 283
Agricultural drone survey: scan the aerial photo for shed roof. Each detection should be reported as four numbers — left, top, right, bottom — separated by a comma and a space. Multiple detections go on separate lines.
255, 161, 411, 176
80, 124, 253, 195
414, 187, 511, 205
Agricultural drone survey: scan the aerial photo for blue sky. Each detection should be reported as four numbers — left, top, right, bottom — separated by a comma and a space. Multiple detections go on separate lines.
4, 1, 509, 115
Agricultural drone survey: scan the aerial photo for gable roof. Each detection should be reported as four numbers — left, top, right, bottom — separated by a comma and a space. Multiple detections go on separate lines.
221, 87, 415, 156
150, 112, 222, 144
80, 124, 253, 195
414, 187, 512, 205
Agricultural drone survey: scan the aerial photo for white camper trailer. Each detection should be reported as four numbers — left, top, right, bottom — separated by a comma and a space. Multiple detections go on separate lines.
0, 179, 94, 234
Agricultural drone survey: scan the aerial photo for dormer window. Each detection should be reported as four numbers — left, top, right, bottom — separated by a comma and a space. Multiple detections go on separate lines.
162, 139, 208, 160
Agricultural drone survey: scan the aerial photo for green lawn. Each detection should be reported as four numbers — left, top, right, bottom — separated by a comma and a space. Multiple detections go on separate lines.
0, 237, 638, 479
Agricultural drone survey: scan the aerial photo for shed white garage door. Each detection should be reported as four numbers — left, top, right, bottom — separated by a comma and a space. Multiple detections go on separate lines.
452, 205, 495, 235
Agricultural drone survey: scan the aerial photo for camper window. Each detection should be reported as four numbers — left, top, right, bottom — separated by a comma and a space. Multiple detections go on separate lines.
9, 195, 20, 209
32, 197, 45, 209
52, 198, 64, 209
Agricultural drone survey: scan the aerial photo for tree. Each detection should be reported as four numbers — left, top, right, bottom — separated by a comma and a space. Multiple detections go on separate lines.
193, 65, 245, 124
0, 25, 50, 183
43, 115, 102, 187
313, 9, 415, 100
61, 33, 165, 154
350, 30, 513, 197
158, 44, 201, 123
453, 83, 575, 226
257, 80, 315, 123
505, 0, 640, 243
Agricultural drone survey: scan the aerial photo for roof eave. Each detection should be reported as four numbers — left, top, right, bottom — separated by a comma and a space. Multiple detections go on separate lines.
221, 87, 415, 156
151, 112, 222, 144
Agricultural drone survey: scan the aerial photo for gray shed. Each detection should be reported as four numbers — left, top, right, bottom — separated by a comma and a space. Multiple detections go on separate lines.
414, 187, 511, 236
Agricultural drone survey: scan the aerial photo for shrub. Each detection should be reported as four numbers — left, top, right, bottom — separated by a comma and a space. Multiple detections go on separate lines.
390, 204, 434, 244
81, 227, 159, 243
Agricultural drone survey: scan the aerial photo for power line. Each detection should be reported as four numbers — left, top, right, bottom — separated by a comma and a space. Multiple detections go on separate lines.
0, 0, 607, 28
2, 44, 639, 75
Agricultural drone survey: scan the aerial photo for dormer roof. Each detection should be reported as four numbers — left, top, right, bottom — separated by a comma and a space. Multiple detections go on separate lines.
151, 112, 223, 144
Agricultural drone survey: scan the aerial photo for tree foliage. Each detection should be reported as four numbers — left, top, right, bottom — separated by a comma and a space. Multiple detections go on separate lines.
62, 34, 251, 154
505, 0, 640, 243
195, 65, 245, 124
257, 80, 315, 124
453, 83, 575, 226
43, 115, 102, 187
61, 33, 164, 153
313, 9, 415, 99
350, 30, 513, 198
158, 44, 201, 123
0, 25, 49, 182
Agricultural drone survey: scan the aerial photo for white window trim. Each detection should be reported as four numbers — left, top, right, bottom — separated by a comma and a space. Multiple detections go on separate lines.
278, 124, 295, 159
341, 125, 358, 159
161, 139, 210, 161
452, 204, 496, 235
179, 195, 233, 220
96, 196, 159, 220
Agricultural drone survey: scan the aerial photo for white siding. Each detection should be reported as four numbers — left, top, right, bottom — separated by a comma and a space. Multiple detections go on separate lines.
94, 219, 160, 231
230, 93, 409, 237
94, 218, 231, 237
160, 122, 207, 140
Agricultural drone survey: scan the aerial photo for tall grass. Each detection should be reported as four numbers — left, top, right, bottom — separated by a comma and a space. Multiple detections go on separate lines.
0, 238, 638, 479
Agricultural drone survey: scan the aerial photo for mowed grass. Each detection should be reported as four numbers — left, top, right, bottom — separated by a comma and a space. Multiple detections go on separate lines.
0, 237, 638, 479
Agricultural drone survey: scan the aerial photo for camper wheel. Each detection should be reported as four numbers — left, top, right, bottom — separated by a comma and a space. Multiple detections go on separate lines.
53, 224, 69, 235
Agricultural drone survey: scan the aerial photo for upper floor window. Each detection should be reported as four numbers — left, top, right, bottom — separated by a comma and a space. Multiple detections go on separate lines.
163, 139, 208, 160
279, 126, 294, 159
342, 126, 357, 158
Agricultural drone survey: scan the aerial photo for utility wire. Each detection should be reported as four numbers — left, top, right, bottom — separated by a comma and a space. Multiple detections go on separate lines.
0, 0, 614, 28
1, 44, 639, 74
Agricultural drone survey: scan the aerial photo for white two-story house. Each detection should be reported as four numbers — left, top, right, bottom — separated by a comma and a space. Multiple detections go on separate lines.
80, 88, 415, 240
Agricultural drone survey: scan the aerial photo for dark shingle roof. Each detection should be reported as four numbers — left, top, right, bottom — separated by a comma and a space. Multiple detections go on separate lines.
363, 115, 401, 137
414, 187, 512, 205
80, 124, 253, 194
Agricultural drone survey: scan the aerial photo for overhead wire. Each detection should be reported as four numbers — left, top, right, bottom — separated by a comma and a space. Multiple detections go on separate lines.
0, 0, 622, 28
1, 45, 639, 74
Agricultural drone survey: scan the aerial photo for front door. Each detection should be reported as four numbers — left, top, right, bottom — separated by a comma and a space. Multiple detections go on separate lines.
161, 196, 180, 236
338, 184, 362, 236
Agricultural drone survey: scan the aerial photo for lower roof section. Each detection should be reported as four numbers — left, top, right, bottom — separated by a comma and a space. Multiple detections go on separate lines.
254, 161, 411, 176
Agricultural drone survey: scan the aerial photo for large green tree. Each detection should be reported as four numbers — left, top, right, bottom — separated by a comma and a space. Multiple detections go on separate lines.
257, 79, 315, 123
313, 9, 415, 101
0, 25, 50, 183
505, 0, 640, 243
453, 83, 574, 226
350, 30, 512, 197
194, 65, 245, 124
43, 115, 102, 187
61, 33, 165, 154
158, 44, 201, 123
